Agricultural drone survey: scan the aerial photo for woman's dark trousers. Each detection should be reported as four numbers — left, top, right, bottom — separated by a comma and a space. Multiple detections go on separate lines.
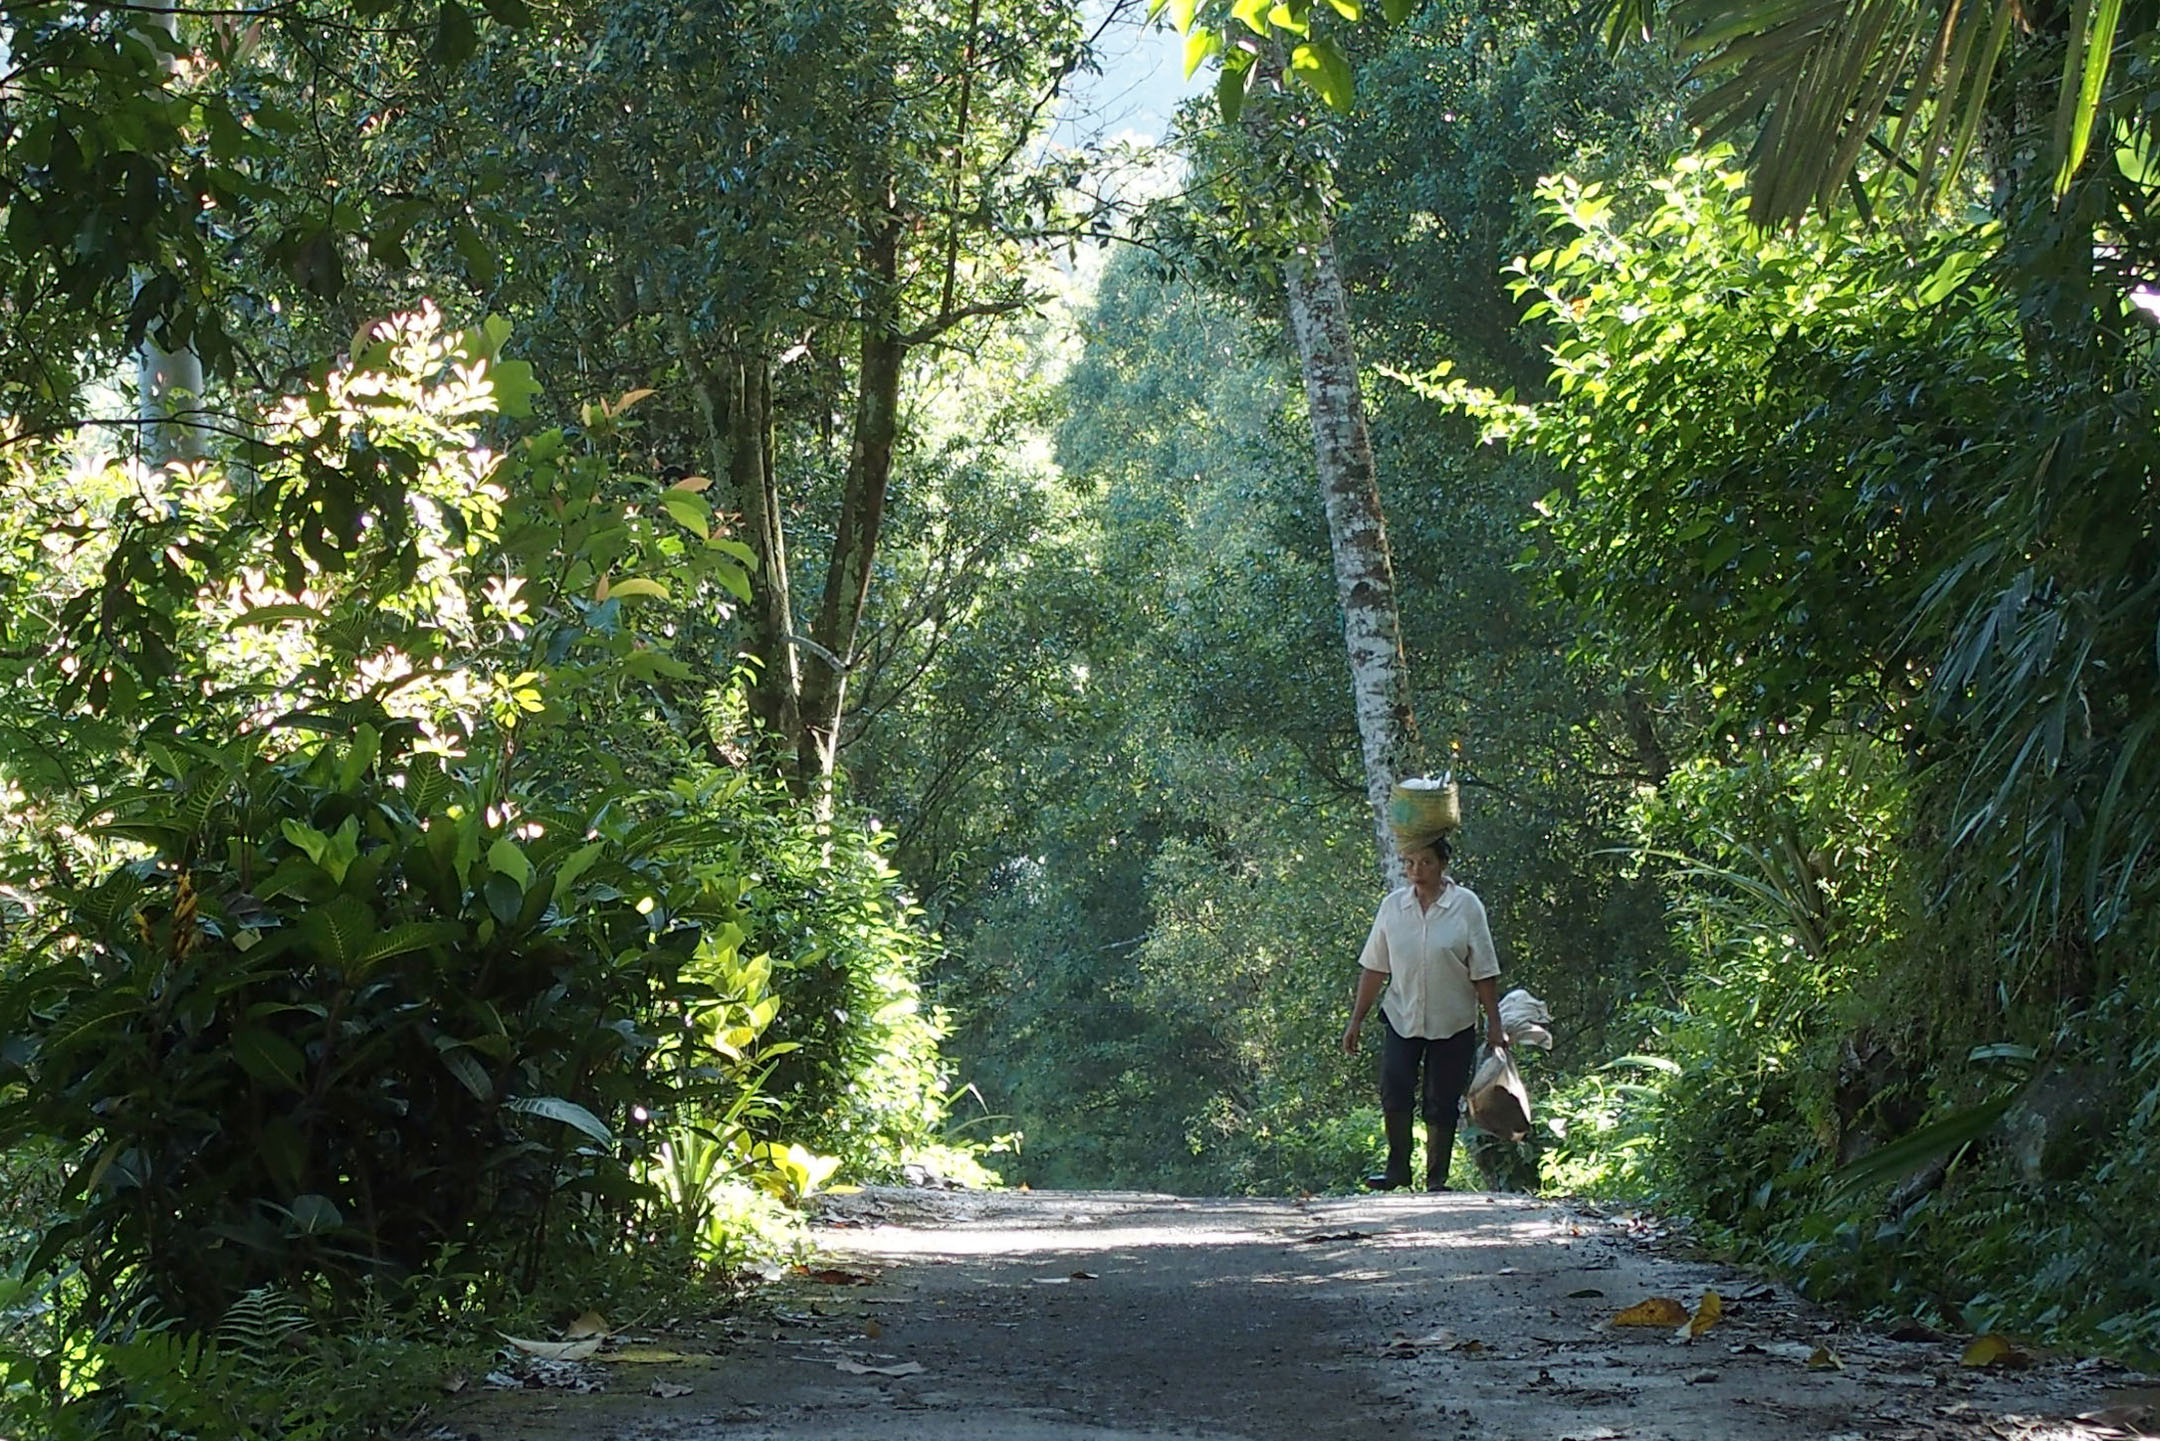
1376, 1021, 1477, 1191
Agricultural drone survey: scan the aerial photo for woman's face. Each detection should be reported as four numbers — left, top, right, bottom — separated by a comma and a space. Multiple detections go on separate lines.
1404, 846, 1447, 893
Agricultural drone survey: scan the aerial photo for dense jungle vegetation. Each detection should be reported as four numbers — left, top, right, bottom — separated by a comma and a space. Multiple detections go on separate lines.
2, 0, 2159, 1429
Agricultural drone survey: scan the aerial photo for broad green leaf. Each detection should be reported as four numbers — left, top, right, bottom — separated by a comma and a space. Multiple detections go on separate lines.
1290, 38, 1354, 111
487, 838, 533, 889
431, 0, 478, 64
712, 562, 753, 604
232, 1028, 307, 1092
354, 921, 464, 972
507, 1094, 615, 1146
438, 1043, 493, 1100
1218, 56, 1255, 122
283, 1194, 343, 1235
1184, 26, 1222, 78
490, 358, 541, 418
1170, 0, 1199, 28
549, 841, 608, 906
1267, 1, 1310, 34
1230, 0, 1270, 34
660, 491, 712, 540
1325, 0, 1362, 16
296, 896, 377, 973
707, 537, 758, 568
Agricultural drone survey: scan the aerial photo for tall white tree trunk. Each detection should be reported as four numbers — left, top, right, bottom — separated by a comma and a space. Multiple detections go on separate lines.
132, 6, 206, 467
1284, 233, 1415, 886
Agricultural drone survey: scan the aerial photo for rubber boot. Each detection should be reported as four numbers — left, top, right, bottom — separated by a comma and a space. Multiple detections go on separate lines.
1424, 1112, 1458, 1192
1363, 1111, 1414, 1191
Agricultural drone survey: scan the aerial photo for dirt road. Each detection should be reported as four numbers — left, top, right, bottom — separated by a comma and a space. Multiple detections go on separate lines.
447, 1188, 2152, 1441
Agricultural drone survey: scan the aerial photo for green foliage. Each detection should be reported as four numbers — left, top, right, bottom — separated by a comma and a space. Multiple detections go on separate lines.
1462, 147, 2160, 1361
0, 725, 789, 1328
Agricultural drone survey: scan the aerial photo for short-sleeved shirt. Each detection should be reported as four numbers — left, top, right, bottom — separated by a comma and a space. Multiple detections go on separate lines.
1359, 882, 1500, 1040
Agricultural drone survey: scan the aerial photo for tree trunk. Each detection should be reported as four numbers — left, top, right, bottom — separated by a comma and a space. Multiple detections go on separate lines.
676, 323, 801, 750
133, 6, 206, 467
1284, 233, 1416, 885
798, 198, 906, 797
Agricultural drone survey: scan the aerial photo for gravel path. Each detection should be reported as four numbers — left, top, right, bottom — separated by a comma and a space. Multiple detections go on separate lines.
443, 1188, 2153, 1441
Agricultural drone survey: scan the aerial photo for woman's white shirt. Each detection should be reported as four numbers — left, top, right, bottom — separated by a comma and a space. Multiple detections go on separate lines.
1358, 883, 1500, 1040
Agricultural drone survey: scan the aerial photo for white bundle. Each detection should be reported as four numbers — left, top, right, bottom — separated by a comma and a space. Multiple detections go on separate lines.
1498, 988, 1554, 1050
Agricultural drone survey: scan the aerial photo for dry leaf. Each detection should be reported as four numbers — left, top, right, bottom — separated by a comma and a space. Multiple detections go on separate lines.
863, 1319, 884, 1340
649, 1380, 693, 1398
1300, 1230, 1370, 1244
564, 1311, 608, 1340
439, 1373, 469, 1394
1568, 1288, 1606, 1299
501, 1335, 602, 1361
797, 1266, 876, 1286
1960, 1334, 2030, 1369
1807, 1346, 1844, 1370
1613, 1297, 1690, 1327
1686, 1290, 1724, 1338
669, 474, 712, 492
835, 1360, 925, 1378
1069, 1270, 1099, 1281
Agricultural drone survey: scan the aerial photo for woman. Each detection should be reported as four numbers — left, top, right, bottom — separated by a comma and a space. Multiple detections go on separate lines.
1340, 834, 1507, 1191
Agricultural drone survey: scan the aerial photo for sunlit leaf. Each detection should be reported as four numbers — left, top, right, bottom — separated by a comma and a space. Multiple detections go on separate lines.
1612, 1296, 1689, 1326
660, 491, 711, 540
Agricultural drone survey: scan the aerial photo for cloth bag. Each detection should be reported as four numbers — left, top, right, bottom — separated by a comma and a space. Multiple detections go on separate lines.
1466, 1045, 1532, 1142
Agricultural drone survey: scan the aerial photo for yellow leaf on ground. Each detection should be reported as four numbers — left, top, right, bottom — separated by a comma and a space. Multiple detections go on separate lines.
1807, 1346, 1844, 1370
1961, 1334, 2030, 1368
565, 1311, 608, 1340
1687, 1289, 1724, 1338
1613, 1296, 1690, 1327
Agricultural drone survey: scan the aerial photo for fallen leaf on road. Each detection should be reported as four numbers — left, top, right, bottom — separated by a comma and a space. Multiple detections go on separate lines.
1069, 1270, 1099, 1280
1686, 1290, 1724, 1338
836, 1360, 925, 1378
650, 1380, 693, 1398
1568, 1288, 1606, 1299
1808, 1346, 1845, 1370
1300, 1230, 1371, 1244
797, 1266, 877, 1286
863, 1319, 883, 1340
565, 1311, 608, 1340
501, 1335, 603, 1361
1613, 1297, 1689, 1327
1380, 1330, 1457, 1357
1961, 1334, 2030, 1369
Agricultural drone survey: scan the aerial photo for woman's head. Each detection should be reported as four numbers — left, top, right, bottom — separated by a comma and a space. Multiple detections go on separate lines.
1402, 834, 1452, 891
1405, 834, 1451, 869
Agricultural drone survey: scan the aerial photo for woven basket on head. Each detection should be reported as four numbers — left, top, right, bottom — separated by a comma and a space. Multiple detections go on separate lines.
1387, 778, 1461, 849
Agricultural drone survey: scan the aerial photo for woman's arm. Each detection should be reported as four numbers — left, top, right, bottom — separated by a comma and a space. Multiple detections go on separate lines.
1475, 975, 1507, 1051
1342, 966, 1388, 1054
